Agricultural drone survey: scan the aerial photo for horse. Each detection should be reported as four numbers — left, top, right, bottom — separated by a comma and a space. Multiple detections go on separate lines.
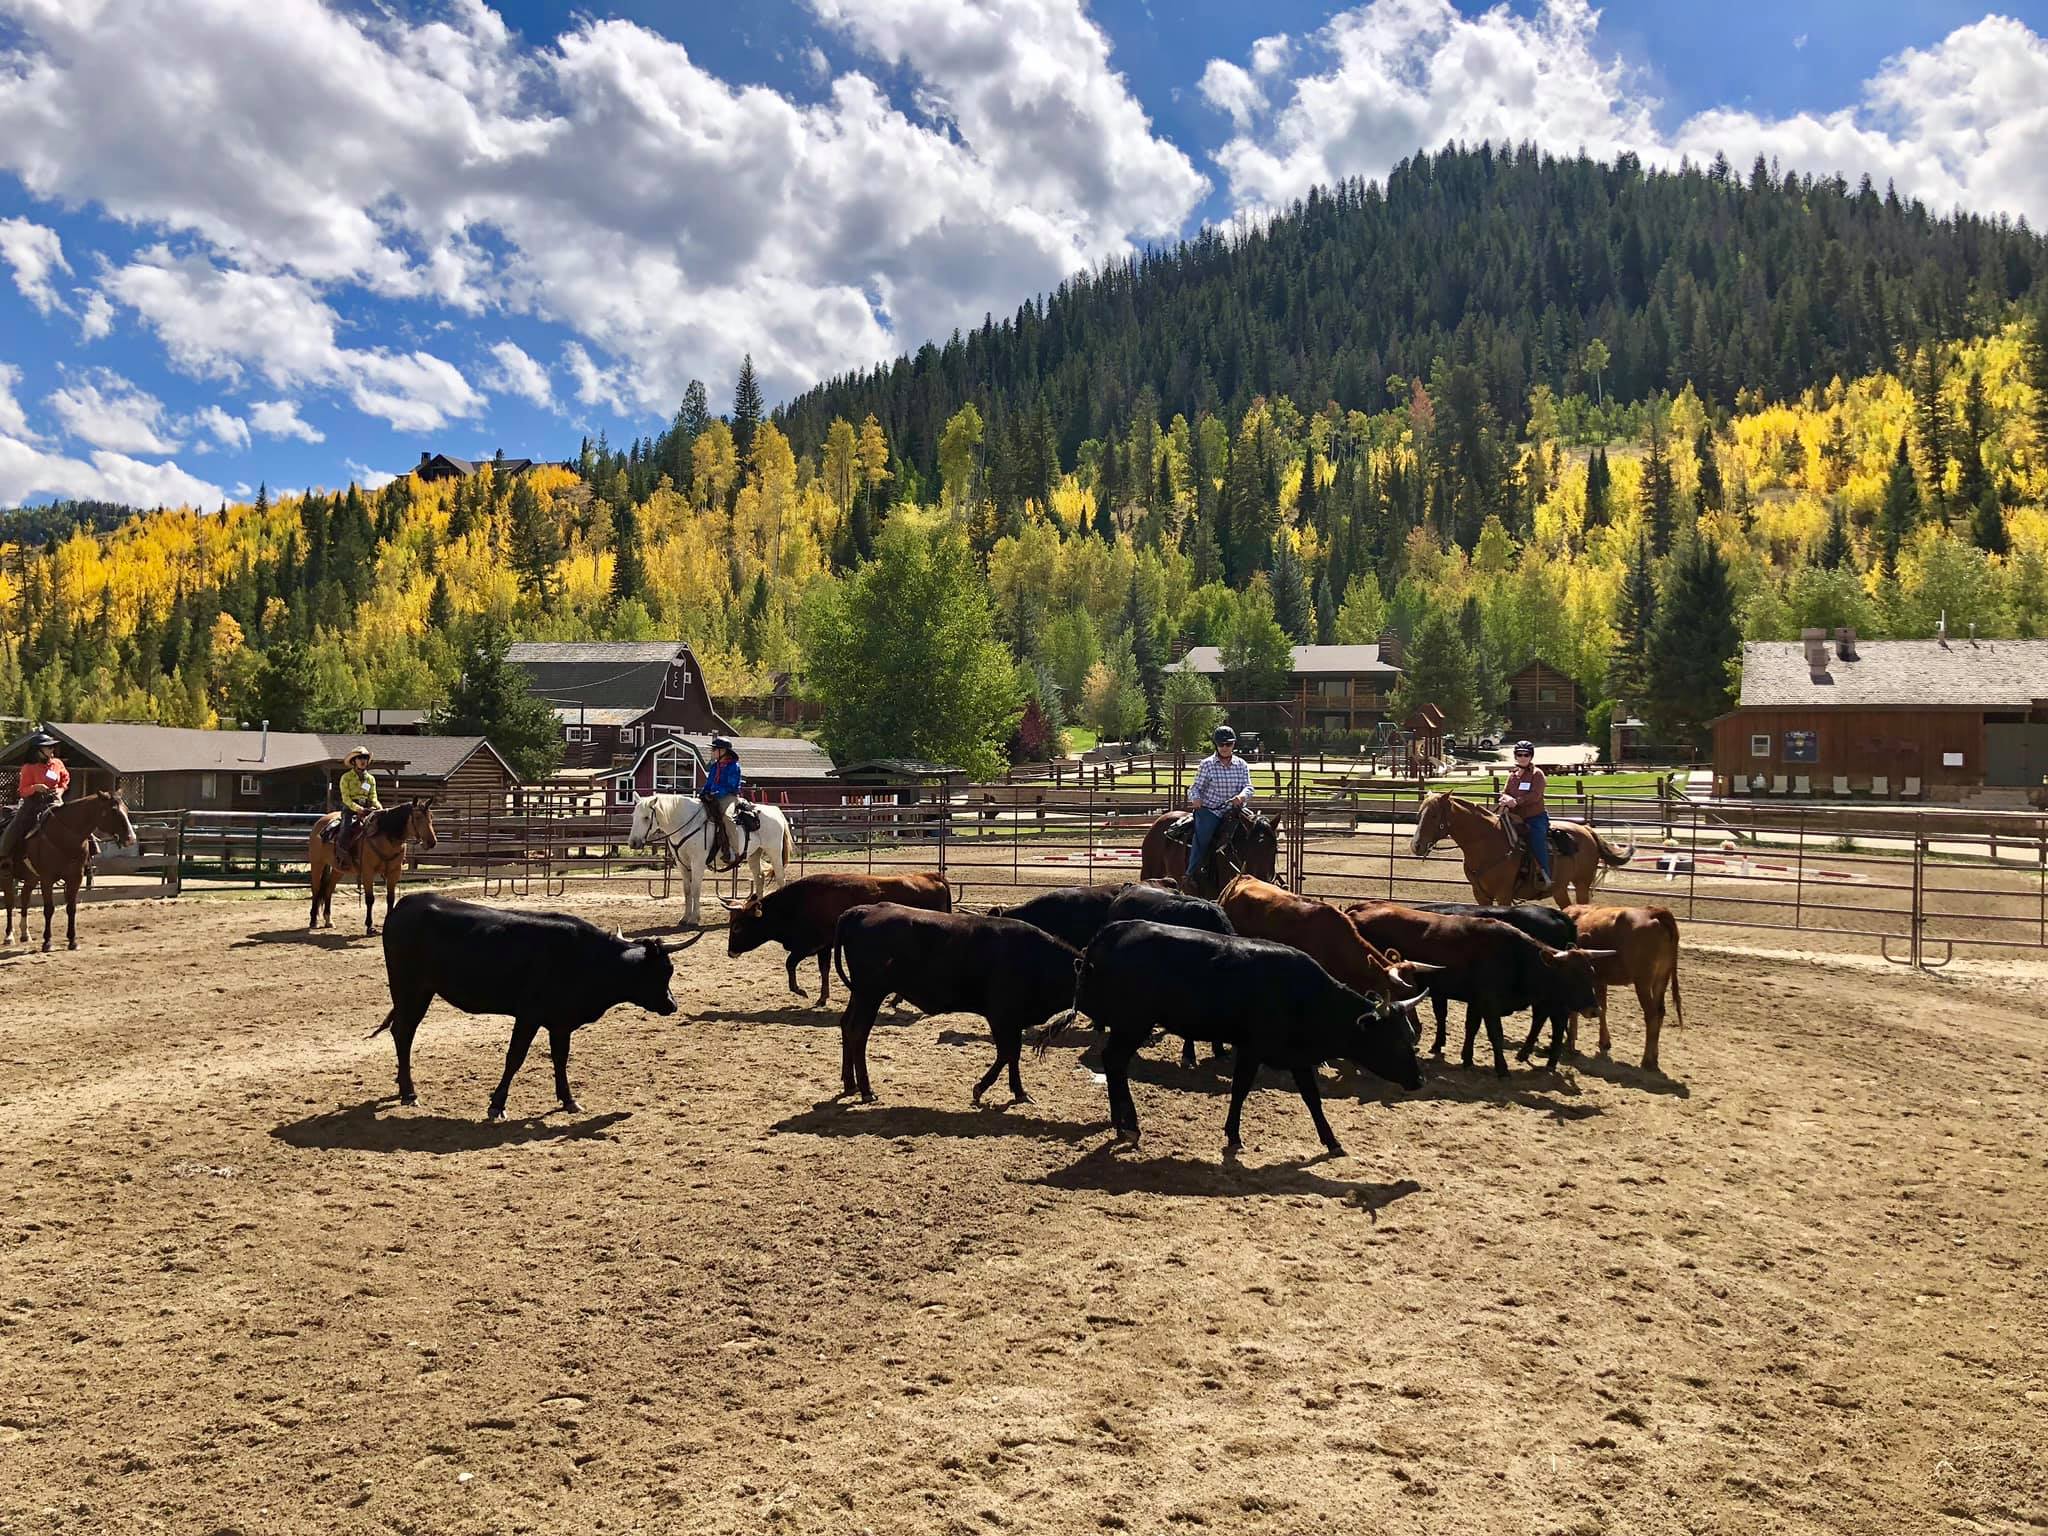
1139, 806, 1279, 899
1, 792, 137, 952
1409, 790, 1635, 908
629, 793, 794, 927
308, 799, 437, 935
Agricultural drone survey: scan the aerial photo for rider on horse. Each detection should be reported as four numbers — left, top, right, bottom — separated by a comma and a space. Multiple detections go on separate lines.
338, 746, 382, 871
701, 737, 744, 871
1186, 725, 1253, 892
1498, 740, 1551, 894
0, 733, 69, 867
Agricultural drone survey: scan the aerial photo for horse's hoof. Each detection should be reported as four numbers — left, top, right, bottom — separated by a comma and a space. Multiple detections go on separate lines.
559, 1097, 580, 1114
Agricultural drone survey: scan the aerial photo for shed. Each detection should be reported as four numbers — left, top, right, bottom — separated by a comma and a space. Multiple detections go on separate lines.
1504, 659, 1579, 742
361, 708, 428, 735
382, 736, 518, 812
826, 758, 968, 807
599, 734, 838, 810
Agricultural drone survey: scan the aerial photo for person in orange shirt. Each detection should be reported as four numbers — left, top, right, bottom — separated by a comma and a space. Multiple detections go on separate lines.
1, 733, 71, 865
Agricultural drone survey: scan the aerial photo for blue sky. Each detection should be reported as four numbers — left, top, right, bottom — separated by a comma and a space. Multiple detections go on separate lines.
3, 0, 2046, 509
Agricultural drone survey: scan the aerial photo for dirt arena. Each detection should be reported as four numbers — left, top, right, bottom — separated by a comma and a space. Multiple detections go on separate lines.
3, 887, 2045, 1535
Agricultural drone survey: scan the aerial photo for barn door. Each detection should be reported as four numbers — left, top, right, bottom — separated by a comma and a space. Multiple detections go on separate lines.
1984, 724, 2048, 787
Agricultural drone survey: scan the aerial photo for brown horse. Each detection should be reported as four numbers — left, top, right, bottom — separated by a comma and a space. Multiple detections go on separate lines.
309, 799, 437, 935
1139, 808, 1279, 899
1409, 791, 1634, 908
1, 792, 137, 952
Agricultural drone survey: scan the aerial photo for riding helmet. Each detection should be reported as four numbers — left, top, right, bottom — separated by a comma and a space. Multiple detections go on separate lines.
1212, 726, 1236, 747
28, 731, 60, 752
1513, 740, 1535, 755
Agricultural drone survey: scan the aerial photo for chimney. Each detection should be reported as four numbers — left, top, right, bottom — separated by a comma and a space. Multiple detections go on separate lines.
1376, 627, 1404, 668
1802, 627, 1830, 678
260, 720, 268, 762
419, 451, 430, 466
1834, 626, 1858, 662
1937, 610, 1948, 647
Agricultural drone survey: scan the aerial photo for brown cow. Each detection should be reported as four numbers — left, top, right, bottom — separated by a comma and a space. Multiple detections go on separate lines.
1219, 876, 1440, 1001
722, 871, 952, 1004
1554, 904, 1684, 1072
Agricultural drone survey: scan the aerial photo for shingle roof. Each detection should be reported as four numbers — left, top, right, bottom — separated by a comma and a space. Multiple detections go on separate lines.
507, 642, 689, 709
2, 724, 508, 780
506, 642, 685, 664
1176, 643, 1402, 676
601, 733, 835, 784
379, 736, 507, 781
550, 705, 647, 727
1736, 639, 2048, 709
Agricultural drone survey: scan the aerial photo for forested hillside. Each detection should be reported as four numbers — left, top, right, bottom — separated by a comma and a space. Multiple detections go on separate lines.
5, 145, 2048, 780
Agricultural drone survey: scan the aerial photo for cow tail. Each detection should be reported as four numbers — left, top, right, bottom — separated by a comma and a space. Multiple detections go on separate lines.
1035, 952, 1089, 1057
368, 1007, 396, 1040
1664, 914, 1686, 1028
833, 940, 853, 992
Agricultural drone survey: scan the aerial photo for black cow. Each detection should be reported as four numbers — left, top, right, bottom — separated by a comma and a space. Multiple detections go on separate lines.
1406, 902, 1578, 1061
997, 881, 1234, 1066
1041, 921, 1424, 1157
831, 903, 1082, 1104
373, 892, 680, 1120
1347, 904, 1607, 1074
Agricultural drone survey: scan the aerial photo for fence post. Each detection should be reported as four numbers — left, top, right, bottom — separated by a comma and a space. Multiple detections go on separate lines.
252, 816, 265, 889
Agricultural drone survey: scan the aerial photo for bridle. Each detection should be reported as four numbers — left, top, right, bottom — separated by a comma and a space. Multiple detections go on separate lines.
634, 795, 713, 863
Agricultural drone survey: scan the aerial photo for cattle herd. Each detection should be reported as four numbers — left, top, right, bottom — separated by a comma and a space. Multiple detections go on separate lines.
372, 868, 1685, 1161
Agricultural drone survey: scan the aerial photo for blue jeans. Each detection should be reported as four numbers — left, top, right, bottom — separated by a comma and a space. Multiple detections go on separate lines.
1186, 807, 1225, 883
1522, 811, 1552, 881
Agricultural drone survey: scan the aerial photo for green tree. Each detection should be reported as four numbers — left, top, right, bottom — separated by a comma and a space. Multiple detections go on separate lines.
1877, 437, 1920, 577
1392, 609, 1477, 734
731, 353, 763, 463
938, 402, 985, 510
435, 625, 564, 782
1646, 535, 1740, 744
507, 476, 561, 611
1270, 538, 1313, 642
1332, 571, 1387, 644
1218, 585, 1293, 703
426, 573, 455, 633
609, 502, 646, 606
1640, 424, 1676, 556
1816, 503, 1854, 570
1160, 665, 1222, 750
1956, 368, 1990, 512
1695, 425, 1725, 509
1583, 337, 1610, 405
1609, 536, 1657, 708
1971, 480, 2009, 557
799, 520, 1019, 781
251, 638, 316, 731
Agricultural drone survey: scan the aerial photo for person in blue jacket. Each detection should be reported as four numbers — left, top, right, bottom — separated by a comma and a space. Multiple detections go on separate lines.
701, 736, 745, 869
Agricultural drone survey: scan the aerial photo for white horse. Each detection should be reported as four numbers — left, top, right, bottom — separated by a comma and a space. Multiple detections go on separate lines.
628, 793, 795, 925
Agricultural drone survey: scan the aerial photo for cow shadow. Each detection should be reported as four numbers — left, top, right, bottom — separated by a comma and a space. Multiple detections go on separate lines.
1566, 1051, 1691, 1098
695, 1005, 841, 1029
1037, 1144, 1422, 1210
230, 928, 364, 951
1382, 1063, 1605, 1121
772, 1098, 1094, 1144
271, 1099, 632, 1154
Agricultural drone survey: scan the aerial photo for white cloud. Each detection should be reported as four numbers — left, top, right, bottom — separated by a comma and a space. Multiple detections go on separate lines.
483, 340, 555, 409
46, 368, 180, 455
346, 459, 397, 491
0, 217, 70, 314
1199, 60, 1266, 131
192, 405, 251, 452
103, 248, 482, 432
1793, 33, 1808, 50
76, 289, 115, 342
0, 360, 222, 506
1250, 33, 1292, 76
0, 0, 1208, 413
249, 399, 325, 443
562, 342, 628, 414
804, 44, 830, 82
1204, 3, 2048, 227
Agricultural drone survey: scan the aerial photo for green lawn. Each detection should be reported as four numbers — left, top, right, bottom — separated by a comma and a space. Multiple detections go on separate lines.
1060, 726, 1099, 754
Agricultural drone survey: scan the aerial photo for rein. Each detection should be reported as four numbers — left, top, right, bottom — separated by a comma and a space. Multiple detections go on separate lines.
644, 797, 713, 863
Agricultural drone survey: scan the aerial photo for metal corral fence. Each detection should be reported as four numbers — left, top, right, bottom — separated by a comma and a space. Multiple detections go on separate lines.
76, 788, 2048, 969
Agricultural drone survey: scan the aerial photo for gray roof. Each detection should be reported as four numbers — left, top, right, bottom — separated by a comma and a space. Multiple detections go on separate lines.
1736, 639, 2048, 709
3, 724, 505, 781
507, 641, 690, 710
550, 705, 647, 727
1176, 643, 1402, 677
603, 733, 834, 783
828, 757, 966, 778
360, 708, 427, 727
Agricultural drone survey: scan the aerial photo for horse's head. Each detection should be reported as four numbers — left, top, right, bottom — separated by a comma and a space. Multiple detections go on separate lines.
1410, 792, 1448, 858
628, 794, 654, 848
98, 792, 137, 848
406, 797, 437, 850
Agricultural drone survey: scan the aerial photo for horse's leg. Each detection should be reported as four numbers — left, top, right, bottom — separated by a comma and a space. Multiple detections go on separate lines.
681, 849, 702, 929
361, 865, 377, 936
308, 856, 322, 929
41, 874, 56, 952
2, 871, 12, 943
64, 869, 80, 950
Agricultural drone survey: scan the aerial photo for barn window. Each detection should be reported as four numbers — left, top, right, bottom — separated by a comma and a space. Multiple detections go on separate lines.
652, 745, 693, 795
199, 772, 217, 800
240, 774, 260, 795
1750, 734, 1771, 757
665, 662, 692, 699
565, 726, 590, 743
619, 726, 638, 748
614, 779, 636, 806
1539, 687, 1557, 703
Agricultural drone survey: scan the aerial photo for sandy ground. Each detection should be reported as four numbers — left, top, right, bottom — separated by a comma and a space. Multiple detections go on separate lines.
2, 887, 2046, 1536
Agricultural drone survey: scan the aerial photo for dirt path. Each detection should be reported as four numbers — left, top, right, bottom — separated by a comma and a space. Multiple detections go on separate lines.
2, 891, 2044, 1535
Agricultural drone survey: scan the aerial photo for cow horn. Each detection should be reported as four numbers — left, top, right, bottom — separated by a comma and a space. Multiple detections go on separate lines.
1390, 959, 1445, 982
1576, 947, 1619, 960
718, 896, 746, 912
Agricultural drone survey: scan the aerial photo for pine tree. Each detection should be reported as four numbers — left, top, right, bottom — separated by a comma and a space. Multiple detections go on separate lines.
426, 574, 454, 633
1646, 535, 1739, 744
436, 625, 564, 782
1818, 414, 1852, 493
1971, 480, 2009, 557
1640, 425, 1676, 556
1911, 340, 1947, 508
507, 475, 561, 610
1270, 539, 1312, 642
1957, 368, 1990, 512
1391, 609, 1477, 734
609, 502, 646, 605
1584, 448, 1610, 528
681, 378, 712, 441
1125, 571, 1163, 735
1816, 504, 1853, 570
2030, 305, 2048, 465
1313, 573, 1337, 645
1694, 425, 1724, 510
1609, 536, 1658, 707
731, 354, 763, 463
1878, 437, 1920, 577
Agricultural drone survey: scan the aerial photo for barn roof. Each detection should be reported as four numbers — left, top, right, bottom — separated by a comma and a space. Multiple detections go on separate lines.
549, 705, 647, 727
1736, 639, 2048, 709
600, 733, 835, 784
0, 723, 507, 781
507, 641, 690, 709
1175, 644, 1402, 677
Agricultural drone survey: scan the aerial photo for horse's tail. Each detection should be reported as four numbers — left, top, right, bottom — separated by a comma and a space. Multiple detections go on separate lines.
780, 818, 795, 870
368, 1007, 396, 1040
1591, 828, 1636, 869
1035, 951, 1091, 1057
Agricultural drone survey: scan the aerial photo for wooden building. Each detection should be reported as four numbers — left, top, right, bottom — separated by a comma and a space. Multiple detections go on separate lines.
1710, 629, 2048, 802
1504, 659, 1579, 742
1174, 643, 1403, 738
412, 452, 556, 483
507, 641, 734, 772
598, 733, 838, 810
361, 708, 428, 735
0, 724, 513, 813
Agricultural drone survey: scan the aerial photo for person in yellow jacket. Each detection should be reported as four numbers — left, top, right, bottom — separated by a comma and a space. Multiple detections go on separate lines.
337, 747, 382, 870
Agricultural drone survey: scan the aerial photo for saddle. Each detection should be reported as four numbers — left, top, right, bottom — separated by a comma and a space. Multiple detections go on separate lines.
734, 801, 761, 833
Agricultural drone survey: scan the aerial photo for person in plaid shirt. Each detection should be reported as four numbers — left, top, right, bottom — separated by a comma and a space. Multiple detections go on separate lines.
1185, 725, 1253, 886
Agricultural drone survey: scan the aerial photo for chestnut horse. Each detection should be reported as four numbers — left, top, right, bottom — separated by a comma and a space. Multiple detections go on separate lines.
1139, 807, 1279, 899
2, 792, 137, 951
1409, 791, 1634, 908
308, 799, 437, 935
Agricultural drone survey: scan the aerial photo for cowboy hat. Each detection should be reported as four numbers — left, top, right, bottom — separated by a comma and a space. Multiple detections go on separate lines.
346, 745, 372, 764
